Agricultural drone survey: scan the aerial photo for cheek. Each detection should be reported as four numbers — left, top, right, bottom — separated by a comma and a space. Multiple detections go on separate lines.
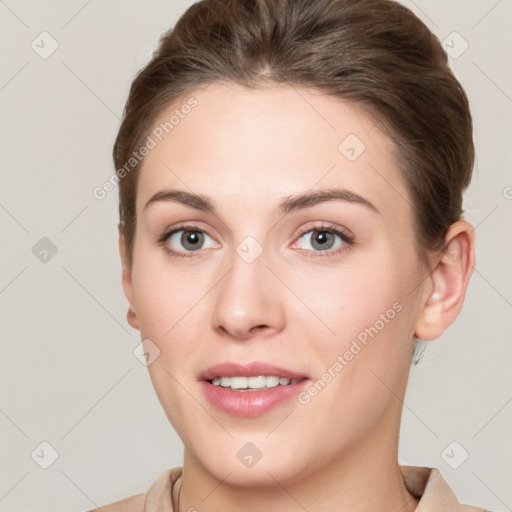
296, 304, 413, 455
131, 251, 202, 340
302, 259, 406, 345
303, 252, 417, 396
130, 257, 213, 413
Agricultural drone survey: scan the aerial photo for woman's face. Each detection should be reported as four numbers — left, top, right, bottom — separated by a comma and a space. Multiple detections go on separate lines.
122, 83, 430, 485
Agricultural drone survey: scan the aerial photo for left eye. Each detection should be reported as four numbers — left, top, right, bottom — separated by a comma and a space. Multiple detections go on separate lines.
294, 228, 350, 252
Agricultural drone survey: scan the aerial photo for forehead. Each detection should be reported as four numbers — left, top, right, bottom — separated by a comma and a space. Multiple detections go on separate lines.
136, 82, 409, 220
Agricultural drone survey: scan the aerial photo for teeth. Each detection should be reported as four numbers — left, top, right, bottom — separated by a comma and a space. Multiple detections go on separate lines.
220, 377, 232, 387
231, 377, 249, 389
248, 376, 266, 389
266, 376, 279, 388
210, 375, 302, 390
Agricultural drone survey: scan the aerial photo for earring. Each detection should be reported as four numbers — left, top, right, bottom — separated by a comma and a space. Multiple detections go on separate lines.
430, 292, 441, 302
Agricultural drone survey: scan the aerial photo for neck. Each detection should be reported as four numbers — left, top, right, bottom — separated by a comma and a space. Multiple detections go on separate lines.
178, 458, 418, 512
176, 404, 419, 512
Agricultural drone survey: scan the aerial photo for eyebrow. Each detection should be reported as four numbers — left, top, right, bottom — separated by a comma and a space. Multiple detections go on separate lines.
144, 187, 379, 215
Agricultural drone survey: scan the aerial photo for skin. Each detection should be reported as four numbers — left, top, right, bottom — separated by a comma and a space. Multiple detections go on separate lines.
119, 83, 475, 511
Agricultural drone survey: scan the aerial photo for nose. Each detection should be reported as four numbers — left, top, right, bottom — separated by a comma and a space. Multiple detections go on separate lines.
211, 244, 286, 341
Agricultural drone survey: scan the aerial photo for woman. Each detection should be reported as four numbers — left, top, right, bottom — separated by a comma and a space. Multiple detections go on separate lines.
92, 0, 489, 510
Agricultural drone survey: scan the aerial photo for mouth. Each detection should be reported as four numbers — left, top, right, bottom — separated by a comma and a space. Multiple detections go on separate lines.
199, 362, 310, 417
208, 375, 304, 390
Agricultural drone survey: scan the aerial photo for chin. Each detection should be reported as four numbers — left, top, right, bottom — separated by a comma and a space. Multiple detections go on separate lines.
188, 435, 321, 488
204, 458, 308, 488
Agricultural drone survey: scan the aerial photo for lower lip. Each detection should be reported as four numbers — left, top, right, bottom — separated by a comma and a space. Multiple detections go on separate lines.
200, 380, 309, 417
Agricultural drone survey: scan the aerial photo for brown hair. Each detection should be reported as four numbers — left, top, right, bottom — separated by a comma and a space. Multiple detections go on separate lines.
113, 0, 474, 268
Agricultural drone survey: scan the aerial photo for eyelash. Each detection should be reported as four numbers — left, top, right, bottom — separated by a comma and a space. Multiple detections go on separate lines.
157, 222, 355, 259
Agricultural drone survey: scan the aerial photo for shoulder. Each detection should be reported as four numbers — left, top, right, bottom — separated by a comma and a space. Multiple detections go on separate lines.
85, 493, 146, 512
86, 467, 183, 512
400, 465, 493, 511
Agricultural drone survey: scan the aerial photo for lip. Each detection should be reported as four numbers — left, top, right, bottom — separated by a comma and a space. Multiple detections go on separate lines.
199, 361, 310, 417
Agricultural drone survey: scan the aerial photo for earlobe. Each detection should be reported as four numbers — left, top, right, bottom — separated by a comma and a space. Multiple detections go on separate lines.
118, 228, 140, 330
414, 221, 475, 341
127, 305, 139, 330
415, 301, 445, 341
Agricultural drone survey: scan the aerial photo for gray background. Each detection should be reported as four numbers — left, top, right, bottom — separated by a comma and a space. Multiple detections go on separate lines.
1, 0, 511, 511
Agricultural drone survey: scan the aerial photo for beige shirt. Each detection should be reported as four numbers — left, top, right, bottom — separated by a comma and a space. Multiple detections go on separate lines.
88, 465, 490, 511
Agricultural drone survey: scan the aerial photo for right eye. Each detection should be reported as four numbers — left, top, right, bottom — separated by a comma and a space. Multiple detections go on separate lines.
159, 225, 219, 258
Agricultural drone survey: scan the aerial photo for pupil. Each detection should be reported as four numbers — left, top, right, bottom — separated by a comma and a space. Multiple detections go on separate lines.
182, 230, 203, 250
312, 231, 334, 250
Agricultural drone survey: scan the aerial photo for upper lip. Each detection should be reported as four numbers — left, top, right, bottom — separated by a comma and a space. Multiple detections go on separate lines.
200, 361, 309, 381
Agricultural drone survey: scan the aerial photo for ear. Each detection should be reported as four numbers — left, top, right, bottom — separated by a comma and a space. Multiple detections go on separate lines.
414, 220, 475, 341
119, 227, 139, 330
